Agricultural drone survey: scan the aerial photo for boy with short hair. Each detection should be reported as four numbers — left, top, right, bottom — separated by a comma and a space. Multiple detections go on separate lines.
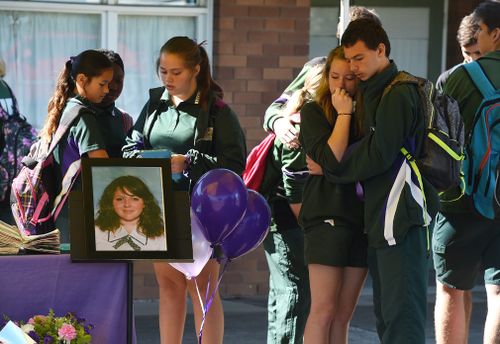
436, 13, 482, 91
433, 1, 500, 343
313, 18, 439, 343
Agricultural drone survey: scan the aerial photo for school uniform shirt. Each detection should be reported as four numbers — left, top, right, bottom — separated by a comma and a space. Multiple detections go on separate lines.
95, 225, 167, 251
263, 57, 326, 132
123, 88, 246, 188
54, 96, 106, 187
299, 102, 364, 231
441, 50, 500, 213
53, 96, 107, 241
259, 124, 308, 232
319, 62, 439, 248
94, 104, 133, 158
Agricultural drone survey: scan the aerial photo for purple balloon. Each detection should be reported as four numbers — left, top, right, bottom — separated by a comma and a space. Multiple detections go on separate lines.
220, 190, 271, 260
191, 169, 248, 245
170, 210, 213, 279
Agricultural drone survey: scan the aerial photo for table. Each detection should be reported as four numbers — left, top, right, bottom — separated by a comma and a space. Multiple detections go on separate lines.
0, 254, 135, 343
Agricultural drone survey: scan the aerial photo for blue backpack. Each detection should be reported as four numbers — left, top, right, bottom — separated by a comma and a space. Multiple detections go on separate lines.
463, 61, 500, 219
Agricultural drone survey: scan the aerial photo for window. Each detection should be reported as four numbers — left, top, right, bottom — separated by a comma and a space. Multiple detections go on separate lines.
0, 0, 212, 128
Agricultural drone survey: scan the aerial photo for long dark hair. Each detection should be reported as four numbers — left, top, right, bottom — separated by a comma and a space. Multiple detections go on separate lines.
41, 50, 112, 141
95, 175, 164, 238
157, 36, 223, 111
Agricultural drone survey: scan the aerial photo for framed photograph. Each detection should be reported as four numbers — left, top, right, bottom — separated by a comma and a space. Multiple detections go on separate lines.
75, 158, 193, 261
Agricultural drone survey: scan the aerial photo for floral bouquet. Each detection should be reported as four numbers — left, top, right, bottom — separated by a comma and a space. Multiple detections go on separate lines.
4, 309, 93, 344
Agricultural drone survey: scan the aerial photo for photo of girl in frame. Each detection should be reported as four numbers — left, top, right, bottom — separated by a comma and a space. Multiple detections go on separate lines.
92, 167, 167, 252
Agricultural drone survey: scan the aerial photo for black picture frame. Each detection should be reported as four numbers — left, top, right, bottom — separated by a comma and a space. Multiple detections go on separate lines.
74, 158, 193, 261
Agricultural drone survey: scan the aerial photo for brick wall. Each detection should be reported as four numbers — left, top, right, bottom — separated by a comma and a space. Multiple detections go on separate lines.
133, 0, 311, 300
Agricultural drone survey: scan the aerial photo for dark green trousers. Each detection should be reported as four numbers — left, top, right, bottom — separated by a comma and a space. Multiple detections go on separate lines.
369, 227, 429, 344
263, 227, 310, 344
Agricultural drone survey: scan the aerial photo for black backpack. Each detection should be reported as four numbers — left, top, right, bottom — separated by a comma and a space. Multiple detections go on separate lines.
0, 83, 37, 204
382, 71, 465, 193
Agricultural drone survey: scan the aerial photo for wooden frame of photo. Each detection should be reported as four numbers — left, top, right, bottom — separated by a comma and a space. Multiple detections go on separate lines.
71, 158, 193, 261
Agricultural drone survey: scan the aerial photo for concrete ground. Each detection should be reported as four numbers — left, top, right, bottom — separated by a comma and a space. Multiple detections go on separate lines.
134, 279, 487, 343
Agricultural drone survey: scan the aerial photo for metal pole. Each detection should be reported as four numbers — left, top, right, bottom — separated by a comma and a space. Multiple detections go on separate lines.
338, 0, 350, 40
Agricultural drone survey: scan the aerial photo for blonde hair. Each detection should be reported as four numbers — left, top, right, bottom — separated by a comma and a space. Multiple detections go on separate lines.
283, 64, 323, 118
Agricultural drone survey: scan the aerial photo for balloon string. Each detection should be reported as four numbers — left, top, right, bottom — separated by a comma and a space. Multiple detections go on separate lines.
197, 259, 230, 344
194, 276, 207, 344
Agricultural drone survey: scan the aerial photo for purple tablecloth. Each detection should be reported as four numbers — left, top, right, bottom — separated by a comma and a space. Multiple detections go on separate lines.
0, 254, 134, 343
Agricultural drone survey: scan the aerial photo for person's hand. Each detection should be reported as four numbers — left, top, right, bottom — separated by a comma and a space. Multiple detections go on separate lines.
331, 87, 353, 115
273, 117, 300, 150
170, 154, 187, 174
306, 155, 323, 175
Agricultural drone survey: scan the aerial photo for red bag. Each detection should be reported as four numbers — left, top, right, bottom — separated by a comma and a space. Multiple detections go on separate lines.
242, 133, 276, 192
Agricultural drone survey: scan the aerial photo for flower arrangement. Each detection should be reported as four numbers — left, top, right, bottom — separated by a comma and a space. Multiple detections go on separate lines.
4, 309, 93, 344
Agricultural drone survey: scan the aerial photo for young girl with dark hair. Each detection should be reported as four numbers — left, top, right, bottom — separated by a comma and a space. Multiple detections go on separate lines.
94, 49, 134, 158
40, 49, 113, 243
123, 36, 246, 344
94, 175, 166, 251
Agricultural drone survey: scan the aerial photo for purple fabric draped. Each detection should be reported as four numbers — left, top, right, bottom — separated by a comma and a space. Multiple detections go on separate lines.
0, 254, 135, 344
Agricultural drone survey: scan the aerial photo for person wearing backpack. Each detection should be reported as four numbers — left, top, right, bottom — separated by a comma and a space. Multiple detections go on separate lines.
433, 2, 500, 343
306, 19, 439, 343
0, 57, 37, 224
122, 36, 246, 344
33, 50, 114, 242
435, 13, 482, 92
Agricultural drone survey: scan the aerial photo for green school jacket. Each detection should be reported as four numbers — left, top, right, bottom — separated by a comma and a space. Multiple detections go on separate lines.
319, 62, 439, 248
123, 87, 247, 186
299, 101, 364, 230
260, 127, 308, 232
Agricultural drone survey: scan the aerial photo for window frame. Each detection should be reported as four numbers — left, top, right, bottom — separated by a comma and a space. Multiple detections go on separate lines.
0, 0, 214, 59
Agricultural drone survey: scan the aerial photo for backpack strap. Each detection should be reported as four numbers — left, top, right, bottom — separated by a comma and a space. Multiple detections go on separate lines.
463, 62, 496, 98
114, 107, 133, 134
383, 72, 432, 251
47, 103, 85, 155
49, 103, 86, 220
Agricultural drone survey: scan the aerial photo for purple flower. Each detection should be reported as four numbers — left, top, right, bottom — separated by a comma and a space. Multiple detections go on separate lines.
28, 330, 39, 342
43, 335, 54, 344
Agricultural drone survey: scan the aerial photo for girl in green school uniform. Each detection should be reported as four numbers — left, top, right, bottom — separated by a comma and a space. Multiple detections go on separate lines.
39, 50, 114, 243
299, 46, 368, 343
123, 36, 246, 344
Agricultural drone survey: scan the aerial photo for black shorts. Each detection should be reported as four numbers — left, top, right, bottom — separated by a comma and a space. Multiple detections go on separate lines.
304, 219, 367, 267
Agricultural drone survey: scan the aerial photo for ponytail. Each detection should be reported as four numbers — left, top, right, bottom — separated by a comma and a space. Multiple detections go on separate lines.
40, 60, 75, 141
40, 50, 112, 142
